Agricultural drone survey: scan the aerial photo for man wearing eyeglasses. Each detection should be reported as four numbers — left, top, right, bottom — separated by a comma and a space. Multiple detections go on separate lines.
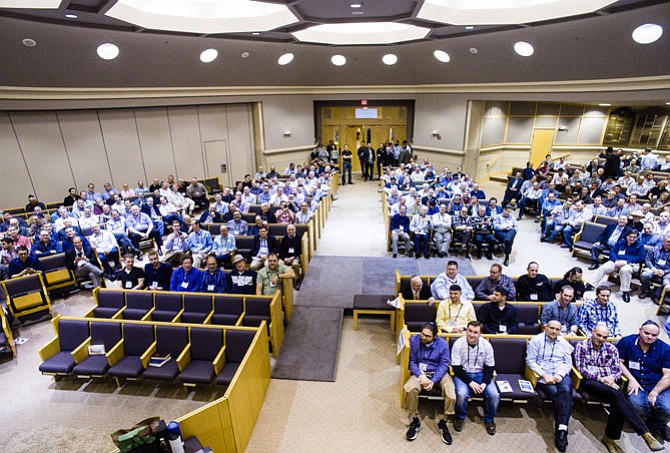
404, 322, 455, 445
526, 320, 574, 452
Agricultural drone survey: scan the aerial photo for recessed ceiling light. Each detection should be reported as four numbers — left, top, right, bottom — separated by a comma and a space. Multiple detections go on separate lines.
331, 55, 346, 66
96, 43, 119, 60
200, 48, 218, 63
382, 54, 397, 65
465, 26, 474, 30
514, 41, 534, 56
21, 38, 36, 47
469, 47, 478, 54
632, 23, 663, 44
65, 13, 77, 19
665, 102, 670, 105
350, 3, 362, 7
252, 32, 260, 35
241, 51, 250, 59
599, 103, 611, 107
278, 52, 294, 65
433, 50, 450, 63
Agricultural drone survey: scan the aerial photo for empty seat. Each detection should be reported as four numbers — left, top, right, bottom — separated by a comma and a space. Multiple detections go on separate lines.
38, 319, 89, 375
123, 292, 153, 320
242, 297, 270, 328
151, 293, 182, 322
211, 296, 244, 326
143, 325, 189, 382
38, 253, 76, 290
489, 337, 536, 400
216, 329, 255, 385
2, 273, 52, 319
180, 295, 212, 324
72, 322, 122, 377
572, 223, 606, 258
94, 290, 125, 319
516, 304, 541, 335
404, 302, 436, 333
108, 323, 155, 382
178, 327, 224, 385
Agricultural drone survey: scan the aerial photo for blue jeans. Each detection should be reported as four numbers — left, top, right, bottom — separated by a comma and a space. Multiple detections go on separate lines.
627, 386, 670, 434
537, 375, 573, 428
342, 162, 352, 184
454, 372, 500, 423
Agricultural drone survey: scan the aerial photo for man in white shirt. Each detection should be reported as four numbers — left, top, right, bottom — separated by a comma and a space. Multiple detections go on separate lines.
431, 260, 474, 301
432, 203, 452, 258
88, 224, 120, 278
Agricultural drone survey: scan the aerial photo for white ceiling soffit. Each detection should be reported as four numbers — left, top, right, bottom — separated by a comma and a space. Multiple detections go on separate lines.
106, 0, 299, 34
418, 0, 619, 25
0, 0, 59, 7
293, 22, 431, 45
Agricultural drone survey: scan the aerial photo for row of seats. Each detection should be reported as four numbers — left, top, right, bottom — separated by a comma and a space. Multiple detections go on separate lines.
38, 315, 261, 389
399, 331, 602, 407
88, 288, 285, 356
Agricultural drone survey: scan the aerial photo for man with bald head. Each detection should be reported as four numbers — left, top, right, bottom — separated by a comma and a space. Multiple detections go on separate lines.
575, 323, 663, 452
401, 275, 434, 304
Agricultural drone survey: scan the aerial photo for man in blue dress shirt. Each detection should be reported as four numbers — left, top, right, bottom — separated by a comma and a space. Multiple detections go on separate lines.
169, 255, 203, 292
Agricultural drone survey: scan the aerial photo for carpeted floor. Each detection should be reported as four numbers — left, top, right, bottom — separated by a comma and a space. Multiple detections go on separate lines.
272, 306, 344, 382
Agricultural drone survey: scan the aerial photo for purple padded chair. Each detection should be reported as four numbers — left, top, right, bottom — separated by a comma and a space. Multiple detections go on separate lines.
180, 294, 212, 324
177, 327, 224, 386
151, 293, 182, 322
123, 292, 153, 320
143, 325, 189, 382
210, 296, 244, 326
72, 322, 122, 377
216, 329, 255, 385
107, 323, 154, 383
94, 290, 125, 318
38, 319, 89, 375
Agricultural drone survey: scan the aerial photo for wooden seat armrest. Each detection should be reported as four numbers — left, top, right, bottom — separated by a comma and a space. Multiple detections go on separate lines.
213, 345, 227, 375
140, 341, 158, 368
524, 365, 540, 387
172, 308, 184, 323
71, 337, 92, 364
106, 339, 125, 366
571, 366, 584, 390
140, 307, 155, 321
235, 311, 246, 326
177, 344, 191, 371
203, 311, 214, 325
38, 336, 61, 361
111, 307, 126, 320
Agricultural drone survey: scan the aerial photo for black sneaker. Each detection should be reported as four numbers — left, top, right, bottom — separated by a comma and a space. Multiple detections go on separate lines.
555, 430, 568, 453
437, 419, 452, 445
406, 417, 421, 441
485, 422, 496, 435
453, 417, 464, 432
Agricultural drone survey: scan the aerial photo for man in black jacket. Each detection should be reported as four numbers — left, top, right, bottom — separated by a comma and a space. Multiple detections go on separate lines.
227, 255, 257, 295
401, 275, 434, 302
250, 225, 279, 271
478, 287, 519, 335
589, 215, 632, 270
278, 224, 303, 289
516, 262, 553, 301
502, 171, 524, 207
65, 236, 103, 288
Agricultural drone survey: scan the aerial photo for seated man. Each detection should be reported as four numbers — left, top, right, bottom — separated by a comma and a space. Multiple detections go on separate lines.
33, 229, 62, 256
226, 210, 249, 236
515, 261, 553, 301
199, 255, 229, 294
144, 250, 172, 291
553, 267, 586, 301
502, 170, 524, 207
540, 285, 579, 335
431, 203, 452, 258
492, 205, 517, 266
162, 220, 189, 267
451, 321, 499, 435
65, 236, 103, 288
125, 205, 163, 258
186, 220, 213, 269
475, 263, 517, 301
526, 320, 574, 452
212, 224, 237, 267
256, 253, 295, 296
403, 322, 454, 444
561, 200, 588, 249
618, 320, 670, 445
435, 285, 477, 334
517, 180, 542, 220
586, 229, 645, 303
589, 214, 632, 270
470, 205, 497, 259
7, 246, 43, 279
401, 275, 434, 303
451, 206, 473, 258
640, 234, 670, 300
186, 177, 209, 211
250, 225, 279, 271
541, 199, 571, 243
106, 210, 136, 256
114, 254, 145, 290
390, 205, 411, 258
88, 224, 120, 278
578, 287, 620, 337
575, 323, 663, 452
227, 255, 257, 295
477, 286, 518, 334
278, 224, 303, 289
431, 260, 474, 301
169, 255, 203, 292
409, 205, 432, 259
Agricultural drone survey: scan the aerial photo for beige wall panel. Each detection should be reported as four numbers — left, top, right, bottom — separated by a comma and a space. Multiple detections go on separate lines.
414, 94, 468, 150
167, 106, 205, 180
0, 112, 36, 207
10, 111, 74, 203
97, 109, 145, 188
261, 95, 314, 150
134, 107, 176, 183
197, 104, 229, 142
225, 104, 255, 179
57, 110, 112, 190
197, 104, 229, 180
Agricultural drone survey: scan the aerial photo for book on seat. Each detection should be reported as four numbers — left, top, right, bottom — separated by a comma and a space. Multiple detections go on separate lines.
149, 352, 171, 367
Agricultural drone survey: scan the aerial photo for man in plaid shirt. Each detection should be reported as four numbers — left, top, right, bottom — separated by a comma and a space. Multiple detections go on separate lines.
574, 324, 663, 452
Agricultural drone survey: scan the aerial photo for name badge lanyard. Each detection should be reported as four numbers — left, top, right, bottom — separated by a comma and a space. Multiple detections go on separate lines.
449, 304, 463, 324
466, 343, 481, 372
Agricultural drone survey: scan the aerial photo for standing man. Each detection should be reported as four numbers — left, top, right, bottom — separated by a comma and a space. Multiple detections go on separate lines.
451, 321, 499, 435
540, 286, 579, 335
578, 287, 621, 337
403, 322, 454, 444
357, 142, 369, 181
618, 320, 670, 444
574, 324, 663, 452
341, 144, 353, 185
278, 224, 303, 290
526, 320, 575, 452
431, 261, 475, 301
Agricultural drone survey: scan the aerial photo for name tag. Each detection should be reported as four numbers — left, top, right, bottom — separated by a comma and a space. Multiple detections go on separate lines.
180, 281, 189, 289
152, 281, 158, 288
399, 225, 404, 231
448, 319, 457, 327
499, 324, 507, 333
288, 247, 295, 254
125, 281, 132, 289
618, 250, 626, 255
659, 259, 666, 266
207, 284, 215, 291
530, 293, 538, 301
419, 363, 428, 372
629, 361, 641, 370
